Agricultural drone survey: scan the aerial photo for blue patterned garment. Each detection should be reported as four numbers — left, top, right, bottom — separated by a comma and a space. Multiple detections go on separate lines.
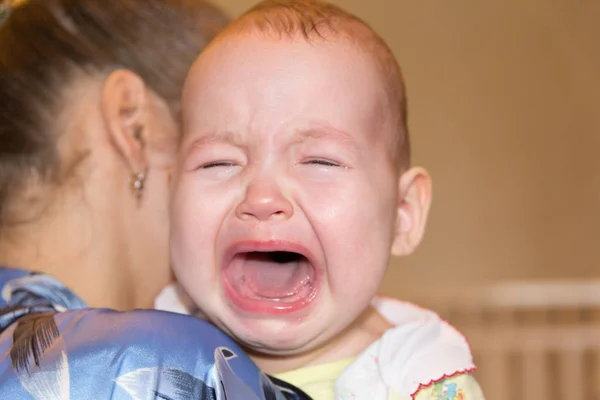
0, 267, 311, 400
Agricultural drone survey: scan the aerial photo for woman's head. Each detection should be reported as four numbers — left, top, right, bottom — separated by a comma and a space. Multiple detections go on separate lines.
0, 0, 229, 309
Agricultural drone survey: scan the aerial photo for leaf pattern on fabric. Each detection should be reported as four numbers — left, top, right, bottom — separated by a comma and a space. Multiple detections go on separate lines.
114, 347, 312, 400
11, 312, 61, 373
115, 367, 217, 400
10, 313, 69, 400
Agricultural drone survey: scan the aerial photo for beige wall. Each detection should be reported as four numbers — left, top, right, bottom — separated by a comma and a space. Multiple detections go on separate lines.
212, 0, 600, 295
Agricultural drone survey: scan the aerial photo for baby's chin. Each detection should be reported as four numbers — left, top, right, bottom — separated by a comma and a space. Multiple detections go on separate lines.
217, 316, 329, 356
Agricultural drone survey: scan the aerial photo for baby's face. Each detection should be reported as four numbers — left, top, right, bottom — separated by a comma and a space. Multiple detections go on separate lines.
171, 35, 401, 355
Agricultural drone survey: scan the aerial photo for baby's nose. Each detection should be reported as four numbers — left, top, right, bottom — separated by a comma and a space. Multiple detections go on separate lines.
235, 179, 293, 222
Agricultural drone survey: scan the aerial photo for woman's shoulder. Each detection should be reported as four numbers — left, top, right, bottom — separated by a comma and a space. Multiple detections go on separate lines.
0, 267, 307, 399
0, 307, 285, 399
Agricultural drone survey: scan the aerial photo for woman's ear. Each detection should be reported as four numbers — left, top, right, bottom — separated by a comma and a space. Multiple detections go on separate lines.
391, 167, 433, 256
100, 69, 149, 175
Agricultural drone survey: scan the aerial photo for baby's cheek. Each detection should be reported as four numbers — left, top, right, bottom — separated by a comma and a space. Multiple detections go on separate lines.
328, 205, 394, 288
296, 178, 355, 211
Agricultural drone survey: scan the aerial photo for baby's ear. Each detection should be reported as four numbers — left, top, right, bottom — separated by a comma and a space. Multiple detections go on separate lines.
391, 167, 432, 256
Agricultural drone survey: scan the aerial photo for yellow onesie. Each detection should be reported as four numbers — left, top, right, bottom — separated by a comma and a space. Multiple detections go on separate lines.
275, 360, 484, 400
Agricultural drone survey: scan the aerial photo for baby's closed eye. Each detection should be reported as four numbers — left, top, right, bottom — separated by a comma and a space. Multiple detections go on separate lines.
200, 161, 239, 169
302, 158, 344, 167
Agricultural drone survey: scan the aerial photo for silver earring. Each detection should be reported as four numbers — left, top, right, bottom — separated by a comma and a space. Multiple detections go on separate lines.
131, 126, 146, 199
131, 172, 146, 199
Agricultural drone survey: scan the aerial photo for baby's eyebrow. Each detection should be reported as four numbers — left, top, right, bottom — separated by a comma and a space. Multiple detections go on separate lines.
185, 130, 246, 152
183, 125, 359, 155
293, 125, 359, 149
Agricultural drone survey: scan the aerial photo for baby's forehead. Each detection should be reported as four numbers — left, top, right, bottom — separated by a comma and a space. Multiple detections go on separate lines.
187, 32, 395, 102
183, 3, 407, 166
181, 32, 404, 167
183, 34, 387, 118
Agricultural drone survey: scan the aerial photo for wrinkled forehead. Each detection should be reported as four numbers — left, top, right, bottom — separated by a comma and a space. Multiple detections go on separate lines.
182, 34, 395, 150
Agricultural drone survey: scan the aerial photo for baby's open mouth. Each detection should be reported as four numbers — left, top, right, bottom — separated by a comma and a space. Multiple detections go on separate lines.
225, 251, 315, 303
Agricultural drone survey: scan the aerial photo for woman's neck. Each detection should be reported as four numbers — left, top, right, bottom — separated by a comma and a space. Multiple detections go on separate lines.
0, 192, 157, 311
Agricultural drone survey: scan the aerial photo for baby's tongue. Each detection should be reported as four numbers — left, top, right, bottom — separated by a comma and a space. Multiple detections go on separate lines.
236, 253, 311, 300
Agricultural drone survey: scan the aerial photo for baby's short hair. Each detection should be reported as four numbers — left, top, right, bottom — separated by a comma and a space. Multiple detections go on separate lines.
222, 0, 410, 170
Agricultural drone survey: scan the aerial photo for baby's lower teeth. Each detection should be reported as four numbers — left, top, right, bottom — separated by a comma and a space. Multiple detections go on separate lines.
254, 291, 298, 302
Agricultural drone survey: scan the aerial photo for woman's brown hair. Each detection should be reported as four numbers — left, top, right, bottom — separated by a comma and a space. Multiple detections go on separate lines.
0, 0, 228, 225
